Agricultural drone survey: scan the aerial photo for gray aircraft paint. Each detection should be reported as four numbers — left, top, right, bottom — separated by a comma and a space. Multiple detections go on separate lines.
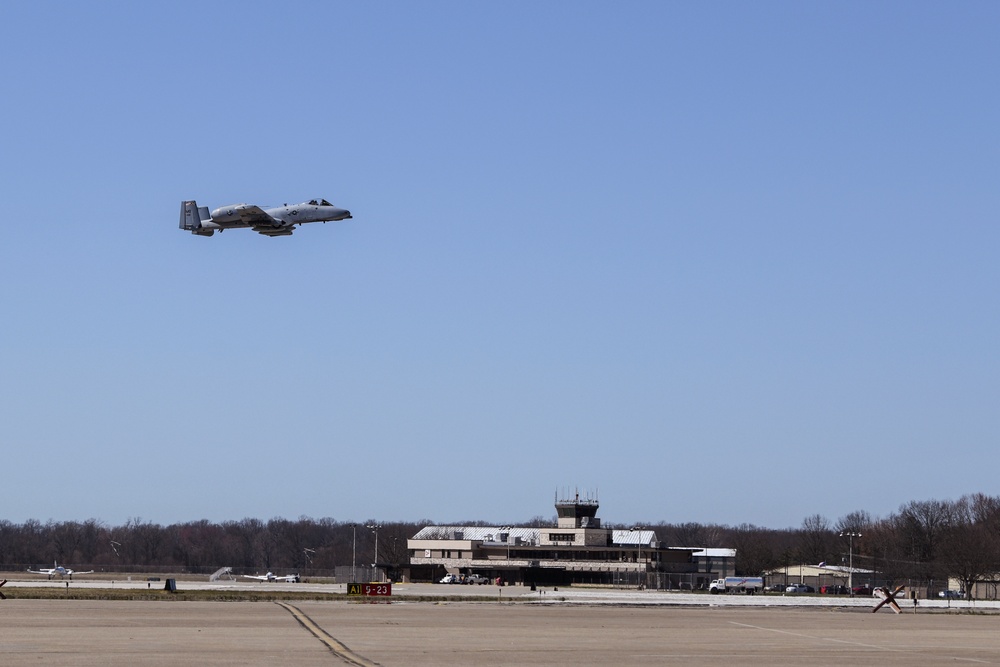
179, 199, 352, 237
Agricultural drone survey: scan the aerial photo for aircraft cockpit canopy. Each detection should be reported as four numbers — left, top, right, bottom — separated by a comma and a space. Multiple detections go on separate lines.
307, 199, 334, 206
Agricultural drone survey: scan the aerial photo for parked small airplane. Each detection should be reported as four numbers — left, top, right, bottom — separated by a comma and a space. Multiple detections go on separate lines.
27, 562, 94, 580
179, 198, 352, 237
241, 572, 300, 583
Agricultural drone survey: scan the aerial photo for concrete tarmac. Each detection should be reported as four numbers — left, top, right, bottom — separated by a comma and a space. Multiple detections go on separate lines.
3, 598, 1000, 666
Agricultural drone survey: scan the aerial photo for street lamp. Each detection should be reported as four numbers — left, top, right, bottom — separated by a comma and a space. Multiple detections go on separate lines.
499, 526, 512, 562
303, 548, 315, 570
633, 525, 646, 590
348, 523, 358, 582
499, 525, 513, 585
366, 523, 382, 582
840, 531, 861, 595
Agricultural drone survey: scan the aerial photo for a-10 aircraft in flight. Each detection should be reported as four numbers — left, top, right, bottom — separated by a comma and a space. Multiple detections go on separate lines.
179, 198, 352, 237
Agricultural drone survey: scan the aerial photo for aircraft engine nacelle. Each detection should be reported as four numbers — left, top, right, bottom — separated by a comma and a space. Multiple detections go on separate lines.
210, 204, 246, 223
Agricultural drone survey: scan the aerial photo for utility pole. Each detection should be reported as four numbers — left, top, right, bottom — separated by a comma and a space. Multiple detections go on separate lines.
633, 525, 646, 589
366, 523, 382, 582
840, 531, 861, 595
348, 523, 357, 581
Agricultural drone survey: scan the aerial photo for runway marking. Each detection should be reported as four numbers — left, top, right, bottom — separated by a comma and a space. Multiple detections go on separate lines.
276, 602, 380, 666
729, 621, 993, 664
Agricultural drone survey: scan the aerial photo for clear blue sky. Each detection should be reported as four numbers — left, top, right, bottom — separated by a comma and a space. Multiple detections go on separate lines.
2, 1, 997, 529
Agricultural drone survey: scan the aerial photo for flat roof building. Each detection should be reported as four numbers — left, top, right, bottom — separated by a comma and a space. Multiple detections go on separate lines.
407, 493, 735, 588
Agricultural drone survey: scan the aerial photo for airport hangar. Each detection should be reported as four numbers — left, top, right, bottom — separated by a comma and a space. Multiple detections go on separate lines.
406, 495, 735, 588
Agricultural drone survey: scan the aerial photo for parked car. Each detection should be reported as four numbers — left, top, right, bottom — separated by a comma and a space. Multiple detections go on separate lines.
765, 583, 786, 593
785, 583, 811, 593
438, 574, 460, 584
820, 585, 850, 595
852, 586, 873, 597
939, 590, 965, 599
464, 574, 490, 585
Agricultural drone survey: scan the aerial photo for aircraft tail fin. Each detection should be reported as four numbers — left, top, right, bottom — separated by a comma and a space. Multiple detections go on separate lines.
180, 200, 215, 236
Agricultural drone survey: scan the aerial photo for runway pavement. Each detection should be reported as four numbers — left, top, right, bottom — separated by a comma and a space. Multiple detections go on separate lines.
3, 598, 1000, 666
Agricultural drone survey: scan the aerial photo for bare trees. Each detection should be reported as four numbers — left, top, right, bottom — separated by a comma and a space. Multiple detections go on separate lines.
937, 495, 1000, 599
0, 517, 424, 574
799, 514, 835, 566
0, 494, 998, 594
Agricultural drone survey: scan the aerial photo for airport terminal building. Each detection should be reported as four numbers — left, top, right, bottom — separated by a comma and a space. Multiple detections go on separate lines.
407, 494, 735, 588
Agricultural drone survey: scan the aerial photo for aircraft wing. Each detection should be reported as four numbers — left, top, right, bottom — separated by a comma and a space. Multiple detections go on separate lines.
225, 205, 294, 236
26, 569, 53, 575
241, 574, 270, 581
229, 205, 278, 227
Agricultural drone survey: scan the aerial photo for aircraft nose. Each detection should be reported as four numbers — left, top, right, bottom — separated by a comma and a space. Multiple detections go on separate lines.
336, 208, 352, 220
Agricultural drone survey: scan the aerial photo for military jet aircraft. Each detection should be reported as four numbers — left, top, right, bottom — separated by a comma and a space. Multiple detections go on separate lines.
179, 198, 352, 237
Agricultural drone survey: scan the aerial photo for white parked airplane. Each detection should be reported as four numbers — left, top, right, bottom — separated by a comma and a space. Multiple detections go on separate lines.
241, 572, 300, 583
27, 562, 94, 580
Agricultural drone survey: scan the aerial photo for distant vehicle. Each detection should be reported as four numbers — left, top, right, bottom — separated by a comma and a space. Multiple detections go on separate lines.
765, 583, 787, 593
27, 561, 94, 580
786, 583, 814, 593
242, 572, 300, 583
180, 198, 352, 237
820, 585, 850, 595
852, 586, 873, 596
438, 574, 460, 584
464, 574, 490, 585
939, 590, 965, 599
709, 577, 764, 594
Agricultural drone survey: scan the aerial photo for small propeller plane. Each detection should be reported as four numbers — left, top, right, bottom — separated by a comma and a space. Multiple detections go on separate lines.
27, 562, 94, 580
179, 198, 352, 237
241, 572, 300, 583
872, 584, 906, 613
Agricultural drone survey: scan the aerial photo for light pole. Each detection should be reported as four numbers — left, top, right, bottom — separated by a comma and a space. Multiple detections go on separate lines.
348, 523, 357, 582
633, 525, 645, 590
840, 531, 861, 595
500, 526, 512, 585
500, 526, 512, 561
303, 548, 315, 571
366, 523, 382, 582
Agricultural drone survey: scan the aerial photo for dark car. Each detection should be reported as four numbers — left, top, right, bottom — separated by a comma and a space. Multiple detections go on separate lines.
852, 586, 873, 596
820, 585, 849, 595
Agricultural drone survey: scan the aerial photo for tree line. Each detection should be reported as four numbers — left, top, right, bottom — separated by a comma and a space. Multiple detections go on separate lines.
648, 493, 1000, 597
0, 517, 423, 576
3, 493, 998, 595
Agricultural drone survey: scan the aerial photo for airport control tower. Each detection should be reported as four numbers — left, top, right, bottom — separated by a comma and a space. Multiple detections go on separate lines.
554, 490, 601, 529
